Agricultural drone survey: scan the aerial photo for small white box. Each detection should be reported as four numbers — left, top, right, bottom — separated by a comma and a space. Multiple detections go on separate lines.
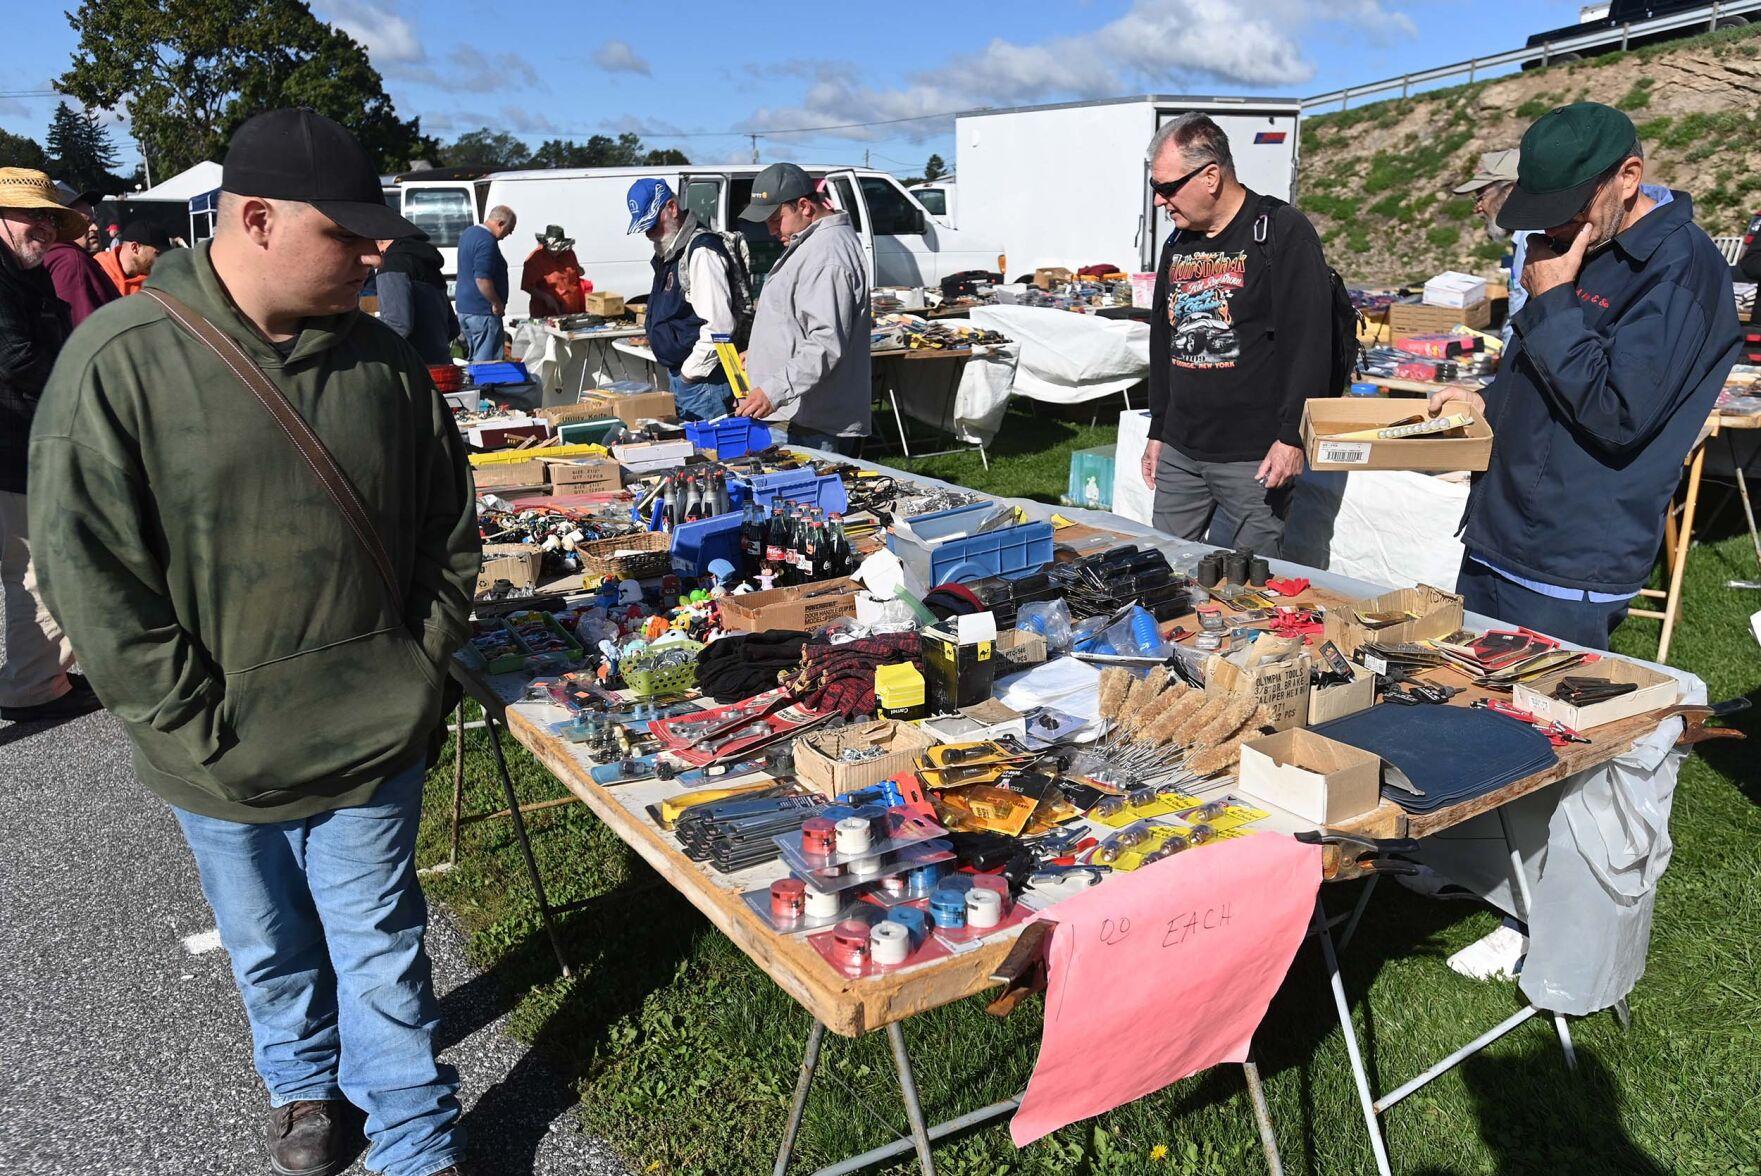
1423, 271, 1489, 309
1512, 658, 1680, 731
1238, 729, 1382, 825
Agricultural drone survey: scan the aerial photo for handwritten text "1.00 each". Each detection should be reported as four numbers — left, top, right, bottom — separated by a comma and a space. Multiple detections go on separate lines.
1163, 906, 1232, 948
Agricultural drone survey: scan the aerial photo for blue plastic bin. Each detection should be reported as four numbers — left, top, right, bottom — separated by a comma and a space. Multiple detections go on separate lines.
671, 513, 744, 578
926, 521, 1055, 584
684, 418, 777, 460
467, 360, 531, 387
739, 470, 849, 513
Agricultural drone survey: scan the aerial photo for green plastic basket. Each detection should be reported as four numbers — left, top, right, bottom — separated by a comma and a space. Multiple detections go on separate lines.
623, 640, 703, 698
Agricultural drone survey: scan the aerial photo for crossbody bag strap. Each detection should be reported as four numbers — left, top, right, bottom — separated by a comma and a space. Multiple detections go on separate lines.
141, 288, 403, 613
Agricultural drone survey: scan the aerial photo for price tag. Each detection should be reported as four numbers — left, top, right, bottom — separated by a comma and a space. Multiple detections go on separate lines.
1361, 654, 1389, 676
1317, 440, 1371, 466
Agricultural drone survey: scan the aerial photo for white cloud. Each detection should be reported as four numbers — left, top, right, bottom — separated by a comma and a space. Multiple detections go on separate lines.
317, 0, 424, 63
444, 46, 547, 93
591, 40, 652, 77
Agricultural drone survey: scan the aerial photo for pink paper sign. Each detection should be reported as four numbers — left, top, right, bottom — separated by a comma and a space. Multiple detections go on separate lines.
1010, 833, 1322, 1147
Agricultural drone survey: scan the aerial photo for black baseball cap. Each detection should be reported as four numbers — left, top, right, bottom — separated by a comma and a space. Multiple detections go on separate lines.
223, 108, 420, 239
117, 221, 173, 250
1498, 103, 1638, 232
739, 162, 816, 222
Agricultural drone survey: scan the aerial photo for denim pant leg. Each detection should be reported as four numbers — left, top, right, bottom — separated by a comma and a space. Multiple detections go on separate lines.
173, 808, 342, 1106
306, 764, 460, 1176
667, 368, 735, 422
458, 314, 503, 362
1455, 554, 1626, 651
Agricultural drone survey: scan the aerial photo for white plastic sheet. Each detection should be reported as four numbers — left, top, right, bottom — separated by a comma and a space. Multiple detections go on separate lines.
1284, 469, 1470, 590
1110, 409, 1155, 525
882, 343, 1019, 445
965, 305, 1149, 405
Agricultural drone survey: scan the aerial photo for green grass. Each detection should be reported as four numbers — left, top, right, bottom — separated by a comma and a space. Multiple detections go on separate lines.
419, 412, 1761, 1174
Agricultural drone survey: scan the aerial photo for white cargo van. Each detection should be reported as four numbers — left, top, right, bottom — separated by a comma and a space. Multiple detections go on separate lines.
955, 95, 1301, 276
906, 179, 956, 228
399, 164, 1005, 318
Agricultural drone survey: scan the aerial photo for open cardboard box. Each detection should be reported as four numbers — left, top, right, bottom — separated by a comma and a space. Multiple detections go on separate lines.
1309, 662, 1377, 725
1302, 397, 1493, 472
717, 577, 860, 633
1238, 728, 1382, 824
1205, 640, 1312, 731
1324, 584, 1464, 660
796, 719, 935, 798
475, 543, 542, 597
1512, 657, 1680, 731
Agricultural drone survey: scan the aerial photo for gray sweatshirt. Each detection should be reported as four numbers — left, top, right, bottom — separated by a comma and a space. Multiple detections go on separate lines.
744, 211, 871, 437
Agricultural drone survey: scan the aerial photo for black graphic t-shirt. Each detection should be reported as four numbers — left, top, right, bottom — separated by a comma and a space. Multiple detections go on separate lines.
1147, 189, 1332, 463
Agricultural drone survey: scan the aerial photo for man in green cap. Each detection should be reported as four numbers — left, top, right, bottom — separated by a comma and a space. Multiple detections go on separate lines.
1432, 102, 1739, 649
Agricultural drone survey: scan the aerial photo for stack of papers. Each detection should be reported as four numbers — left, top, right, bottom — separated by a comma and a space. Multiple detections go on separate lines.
1315, 705, 1557, 814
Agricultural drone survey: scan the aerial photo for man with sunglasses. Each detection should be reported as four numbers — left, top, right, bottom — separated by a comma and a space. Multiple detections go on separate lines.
1431, 103, 1739, 649
1140, 114, 1332, 556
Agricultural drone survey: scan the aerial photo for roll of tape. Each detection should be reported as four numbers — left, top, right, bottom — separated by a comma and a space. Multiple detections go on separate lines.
834, 816, 873, 855
804, 886, 842, 919
831, 919, 872, 970
769, 877, 806, 919
801, 817, 837, 856
870, 920, 910, 966
890, 906, 927, 943
878, 873, 908, 898
966, 888, 1004, 928
929, 888, 967, 928
937, 874, 974, 895
906, 862, 944, 898
969, 874, 1009, 898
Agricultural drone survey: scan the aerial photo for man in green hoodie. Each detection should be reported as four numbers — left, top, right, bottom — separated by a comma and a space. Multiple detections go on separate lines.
29, 110, 479, 1176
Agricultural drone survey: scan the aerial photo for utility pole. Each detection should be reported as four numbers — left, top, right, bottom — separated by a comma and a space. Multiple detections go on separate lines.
750, 133, 759, 164
864, 148, 870, 168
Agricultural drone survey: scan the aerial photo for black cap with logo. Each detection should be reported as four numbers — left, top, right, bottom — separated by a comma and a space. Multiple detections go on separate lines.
223, 108, 420, 239
739, 162, 816, 222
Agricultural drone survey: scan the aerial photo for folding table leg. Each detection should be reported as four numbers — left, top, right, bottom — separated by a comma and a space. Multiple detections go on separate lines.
1241, 1056, 1283, 1175
886, 1021, 939, 1176
1728, 431, 1761, 578
1613, 997, 1632, 1032
889, 382, 914, 458
1336, 875, 1379, 955
483, 712, 573, 978
447, 701, 466, 867
1496, 808, 1574, 1071
774, 1019, 827, 1176
1313, 900, 1393, 1176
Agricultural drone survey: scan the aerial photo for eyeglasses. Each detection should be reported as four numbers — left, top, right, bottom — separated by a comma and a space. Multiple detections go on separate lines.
3, 208, 59, 228
1149, 162, 1214, 202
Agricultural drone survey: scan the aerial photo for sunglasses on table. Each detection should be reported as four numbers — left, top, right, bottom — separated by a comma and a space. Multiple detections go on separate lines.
1148, 162, 1215, 201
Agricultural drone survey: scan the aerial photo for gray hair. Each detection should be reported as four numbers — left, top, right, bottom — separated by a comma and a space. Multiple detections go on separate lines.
1146, 113, 1236, 178
486, 204, 516, 226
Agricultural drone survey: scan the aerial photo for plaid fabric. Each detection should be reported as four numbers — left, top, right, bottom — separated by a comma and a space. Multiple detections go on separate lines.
783, 632, 923, 717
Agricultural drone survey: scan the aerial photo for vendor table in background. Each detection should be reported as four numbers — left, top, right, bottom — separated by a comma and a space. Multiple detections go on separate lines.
869, 345, 1011, 467
532, 321, 649, 403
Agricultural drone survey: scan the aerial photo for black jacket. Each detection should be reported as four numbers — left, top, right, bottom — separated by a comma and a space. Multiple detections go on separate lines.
376, 238, 457, 366
0, 239, 71, 493
1461, 192, 1740, 594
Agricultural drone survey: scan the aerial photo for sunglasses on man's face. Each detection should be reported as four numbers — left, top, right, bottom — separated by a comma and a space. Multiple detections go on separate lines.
1149, 162, 1213, 202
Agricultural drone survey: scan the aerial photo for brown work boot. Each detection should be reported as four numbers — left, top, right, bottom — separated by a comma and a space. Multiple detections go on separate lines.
265, 1099, 352, 1176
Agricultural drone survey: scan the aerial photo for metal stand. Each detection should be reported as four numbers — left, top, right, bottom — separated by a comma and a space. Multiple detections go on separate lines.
875, 354, 989, 469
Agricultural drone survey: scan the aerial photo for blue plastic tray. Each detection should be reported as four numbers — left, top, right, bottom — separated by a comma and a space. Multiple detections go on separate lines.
466, 360, 531, 387
926, 521, 1054, 584
739, 470, 849, 514
671, 513, 744, 579
684, 418, 777, 460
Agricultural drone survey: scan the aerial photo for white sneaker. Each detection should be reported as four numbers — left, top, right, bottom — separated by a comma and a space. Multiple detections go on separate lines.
1446, 924, 1527, 982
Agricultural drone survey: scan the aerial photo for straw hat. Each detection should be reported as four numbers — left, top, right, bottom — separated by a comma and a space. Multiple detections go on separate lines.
0, 168, 91, 237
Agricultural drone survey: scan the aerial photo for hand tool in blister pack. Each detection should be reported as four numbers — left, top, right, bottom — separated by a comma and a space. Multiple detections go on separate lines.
589, 753, 685, 786
1383, 680, 1464, 706
1469, 697, 1591, 745
670, 757, 769, 788
712, 332, 751, 401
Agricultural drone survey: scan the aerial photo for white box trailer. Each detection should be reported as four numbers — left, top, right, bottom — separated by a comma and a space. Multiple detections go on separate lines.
955, 95, 1302, 278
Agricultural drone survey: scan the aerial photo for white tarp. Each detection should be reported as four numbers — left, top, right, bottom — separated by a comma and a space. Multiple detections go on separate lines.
882, 344, 1019, 445
965, 304, 1149, 405
1284, 469, 1471, 591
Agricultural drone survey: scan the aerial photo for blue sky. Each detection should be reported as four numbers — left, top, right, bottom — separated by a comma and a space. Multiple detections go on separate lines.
2, 0, 1587, 179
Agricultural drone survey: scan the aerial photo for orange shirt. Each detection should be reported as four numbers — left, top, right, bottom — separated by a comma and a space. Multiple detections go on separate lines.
521, 247, 585, 314
96, 248, 147, 296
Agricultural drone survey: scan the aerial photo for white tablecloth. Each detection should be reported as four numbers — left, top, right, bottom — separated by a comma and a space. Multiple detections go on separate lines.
965, 305, 1148, 405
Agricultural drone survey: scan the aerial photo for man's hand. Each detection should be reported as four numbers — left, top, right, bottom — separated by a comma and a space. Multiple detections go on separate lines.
1256, 441, 1304, 490
1141, 439, 1162, 488
734, 387, 774, 418
1428, 384, 1486, 419
1520, 223, 1592, 299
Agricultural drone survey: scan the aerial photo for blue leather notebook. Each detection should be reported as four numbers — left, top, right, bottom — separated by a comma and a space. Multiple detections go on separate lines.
1313, 705, 1558, 813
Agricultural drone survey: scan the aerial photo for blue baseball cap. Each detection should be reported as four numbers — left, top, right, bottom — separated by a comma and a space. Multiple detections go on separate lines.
626, 178, 674, 234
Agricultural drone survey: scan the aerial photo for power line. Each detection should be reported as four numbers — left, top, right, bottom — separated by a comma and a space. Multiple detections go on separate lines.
537, 107, 968, 143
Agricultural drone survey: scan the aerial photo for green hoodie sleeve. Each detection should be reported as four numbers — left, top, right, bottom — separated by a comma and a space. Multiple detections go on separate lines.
28, 356, 226, 766
402, 379, 480, 676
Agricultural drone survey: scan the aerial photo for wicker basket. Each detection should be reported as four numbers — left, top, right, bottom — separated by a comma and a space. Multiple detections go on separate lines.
623, 640, 703, 698
578, 530, 672, 580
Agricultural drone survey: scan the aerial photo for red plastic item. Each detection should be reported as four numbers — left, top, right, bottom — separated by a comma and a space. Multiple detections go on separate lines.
1265, 576, 1310, 598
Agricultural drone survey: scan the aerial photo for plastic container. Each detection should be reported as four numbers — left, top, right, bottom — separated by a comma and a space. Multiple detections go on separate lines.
875, 663, 927, 722
1062, 445, 1116, 510
684, 417, 777, 460
670, 512, 744, 579
926, 521, 1056, 585
466, 360, 531, 386
734, 469, 850, 514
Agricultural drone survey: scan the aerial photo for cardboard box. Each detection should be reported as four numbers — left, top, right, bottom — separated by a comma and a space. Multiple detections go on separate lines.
471, 460, 548, 491
1205, 645, 1312, 732
796, 719, 935, 798
1422, 271, 1489, 309
580, 389, 676, 425
475, 543, 542, 597
611, 438, 694, 474
1309, 663, 1377, 725
1033, 267, 1073, 291
1323, 584, 1464, 660
1238, 728, 1382, 824
923, 613, 999, 713
538, 402, 615, 426
1302, 397, 1493, 473
466, 421, 549, 450
584, 291, 625, 316
717, 577, 860, 633
1512, 658, 1680, 731
540, 457, 621, 492
1386, 300, 1493, 334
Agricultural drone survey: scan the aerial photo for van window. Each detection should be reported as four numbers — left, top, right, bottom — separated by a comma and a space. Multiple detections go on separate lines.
684, 180, 720, 228
404, 188, 474, 247
828, 177, 862, 232
914, 188, 947, 217
859, 177, 922, 236
726, 177, 785, 278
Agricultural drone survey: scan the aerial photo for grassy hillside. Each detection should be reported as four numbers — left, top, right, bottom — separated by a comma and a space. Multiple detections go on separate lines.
1299, 22, 1761, 285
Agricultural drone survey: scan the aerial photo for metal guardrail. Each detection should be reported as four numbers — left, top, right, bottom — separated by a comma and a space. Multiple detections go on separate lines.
1303, 0, 1761, 111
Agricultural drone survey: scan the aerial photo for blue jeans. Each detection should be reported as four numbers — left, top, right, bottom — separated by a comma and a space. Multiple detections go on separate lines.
458, 313, 504, 362
1455, 553, 1630, 651
174, 763, 460, 1176
667, 368, 735, 423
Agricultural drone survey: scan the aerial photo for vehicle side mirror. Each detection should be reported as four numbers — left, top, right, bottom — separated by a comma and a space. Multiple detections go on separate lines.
911, 208, 927, 235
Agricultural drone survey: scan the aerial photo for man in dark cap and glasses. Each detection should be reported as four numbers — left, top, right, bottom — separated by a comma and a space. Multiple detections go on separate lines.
1431, 102, 1739, 649
30, 109, 480, 1176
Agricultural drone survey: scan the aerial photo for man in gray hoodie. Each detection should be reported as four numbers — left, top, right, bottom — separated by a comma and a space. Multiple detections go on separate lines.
733, 163, 871, 455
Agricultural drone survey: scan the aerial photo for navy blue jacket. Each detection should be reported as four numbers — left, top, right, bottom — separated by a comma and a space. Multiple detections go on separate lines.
647, 232, 730, 373
1461, 192, 1739, 595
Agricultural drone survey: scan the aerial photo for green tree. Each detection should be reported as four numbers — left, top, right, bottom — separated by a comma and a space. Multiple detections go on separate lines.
443, 128, 532, 170
0, 128, 51, 172
45, 101, 121, 190
642, 147, 689, 166
59, 0, 433, 176
923, 153, 946, 181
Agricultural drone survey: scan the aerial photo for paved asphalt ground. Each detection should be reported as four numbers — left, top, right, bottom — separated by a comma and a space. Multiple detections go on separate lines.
0, 703, 630, 1176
